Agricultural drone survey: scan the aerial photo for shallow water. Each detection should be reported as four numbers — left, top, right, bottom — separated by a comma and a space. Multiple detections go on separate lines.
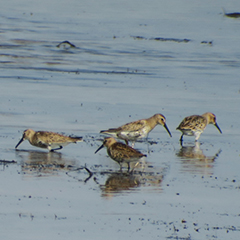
1, 0, 240, 239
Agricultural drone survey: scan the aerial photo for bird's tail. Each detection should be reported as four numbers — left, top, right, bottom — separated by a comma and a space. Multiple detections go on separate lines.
71, 136, 83, 142
100, 128, 118, 134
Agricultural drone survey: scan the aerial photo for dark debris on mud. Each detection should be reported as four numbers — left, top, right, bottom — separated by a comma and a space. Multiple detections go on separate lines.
131, 36, 191, 43
0, 159, 17, 164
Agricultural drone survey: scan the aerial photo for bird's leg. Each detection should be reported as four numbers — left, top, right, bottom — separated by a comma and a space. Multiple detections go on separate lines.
50, 146, 63, 152
180, 134, 183, 143
194, 132, 201, 142
130, 161, 140, 173
127, 162, 131, 172
119, 163, 123, 172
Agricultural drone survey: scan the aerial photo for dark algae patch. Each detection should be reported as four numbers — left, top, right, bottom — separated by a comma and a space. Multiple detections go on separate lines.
222, 8, 240, 18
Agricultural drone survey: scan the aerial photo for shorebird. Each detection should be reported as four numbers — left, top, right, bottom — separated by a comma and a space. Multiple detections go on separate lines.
100, 114, 172, 147
95, 137, 147, 171
176, 112, 222, 143
15, 129, 83, 151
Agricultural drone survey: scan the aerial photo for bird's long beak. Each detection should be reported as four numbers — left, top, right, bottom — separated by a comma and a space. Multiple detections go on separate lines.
214, 123, 222, 134
15, 137, 24, 149
94, 144, 104, 154
164, 124, 172, 137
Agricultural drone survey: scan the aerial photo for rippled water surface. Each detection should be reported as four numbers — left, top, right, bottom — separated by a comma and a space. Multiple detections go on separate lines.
1, 0, 240, 239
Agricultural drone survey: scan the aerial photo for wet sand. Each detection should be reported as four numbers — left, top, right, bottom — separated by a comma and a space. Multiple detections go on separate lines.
1, 0, 240, 239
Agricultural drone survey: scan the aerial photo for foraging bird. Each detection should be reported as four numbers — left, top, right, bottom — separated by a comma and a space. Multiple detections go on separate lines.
95, 137, 147, 171
100, 114, 172, 146
176, 112, 222, 143
15, 129, 83, 151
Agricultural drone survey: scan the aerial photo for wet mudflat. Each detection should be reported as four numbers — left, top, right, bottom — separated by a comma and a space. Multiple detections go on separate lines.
0, 0, 240, 239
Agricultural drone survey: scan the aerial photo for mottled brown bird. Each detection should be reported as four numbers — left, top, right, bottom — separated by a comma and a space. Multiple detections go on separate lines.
100, 114, 172, 147
176, 112, 222, 143
15, 129, 83, 151
95, 137, 147, 171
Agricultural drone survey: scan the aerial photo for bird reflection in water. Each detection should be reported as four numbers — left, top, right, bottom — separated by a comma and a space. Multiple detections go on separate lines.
176, 142, 221, 175
15, 150, 77, 176
100, 168, 164, 198
102, 172, 140, 192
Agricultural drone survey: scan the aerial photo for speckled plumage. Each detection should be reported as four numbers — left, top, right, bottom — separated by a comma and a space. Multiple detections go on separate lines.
100, 114, 172, 146
15, 129, 83, 151
176, 112, 222, 143
95, 137, 147, 171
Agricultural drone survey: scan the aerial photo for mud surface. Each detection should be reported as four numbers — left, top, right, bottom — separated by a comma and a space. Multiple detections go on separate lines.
0, 0, 240, 239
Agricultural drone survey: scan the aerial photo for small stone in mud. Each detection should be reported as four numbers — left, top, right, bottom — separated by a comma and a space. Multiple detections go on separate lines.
222, 8, 240, 18
201, 41, 213, 45
56, 41, 76, 49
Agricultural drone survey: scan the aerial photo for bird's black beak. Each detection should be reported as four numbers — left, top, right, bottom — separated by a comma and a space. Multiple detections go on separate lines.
214, 123, 222, 134
164, 124, 172, 137
95, 144, 104, 154
15, 137, 24, 149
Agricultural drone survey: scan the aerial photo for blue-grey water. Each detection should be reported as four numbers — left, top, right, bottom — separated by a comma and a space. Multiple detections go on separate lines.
1, 0, 240, 239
